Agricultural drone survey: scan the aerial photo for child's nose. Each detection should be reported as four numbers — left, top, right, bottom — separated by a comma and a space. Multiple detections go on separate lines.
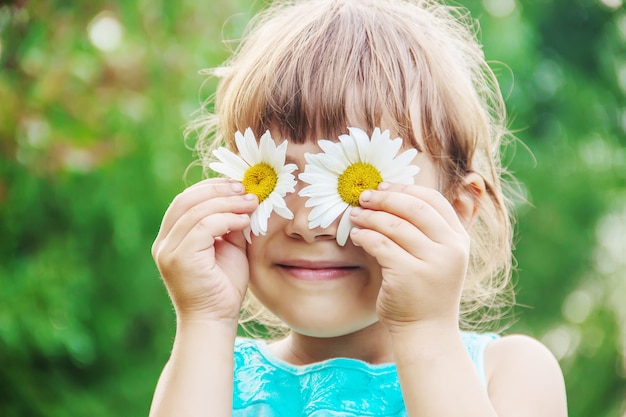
283, 187, 336, 243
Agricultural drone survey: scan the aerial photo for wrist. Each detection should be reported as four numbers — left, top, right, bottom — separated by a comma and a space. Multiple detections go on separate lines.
176, 315, 240, 340
174, 302, 242, 326
388, 320, 463, 358
386, 317, 459, 338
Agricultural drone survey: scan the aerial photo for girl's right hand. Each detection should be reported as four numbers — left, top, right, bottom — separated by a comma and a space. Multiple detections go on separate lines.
151, 178, 259, 324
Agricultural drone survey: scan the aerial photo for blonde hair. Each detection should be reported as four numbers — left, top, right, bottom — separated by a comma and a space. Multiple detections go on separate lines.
189, 0, 516, 335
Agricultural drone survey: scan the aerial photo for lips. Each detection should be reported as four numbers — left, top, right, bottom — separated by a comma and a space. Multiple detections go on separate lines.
276, 260, 359, 281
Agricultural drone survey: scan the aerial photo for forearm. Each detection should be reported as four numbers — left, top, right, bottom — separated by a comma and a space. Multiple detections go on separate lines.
149, 320, 238, 417
392, 324, 497, 417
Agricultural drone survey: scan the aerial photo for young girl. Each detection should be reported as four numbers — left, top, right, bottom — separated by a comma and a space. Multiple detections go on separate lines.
149, 0, 568, 416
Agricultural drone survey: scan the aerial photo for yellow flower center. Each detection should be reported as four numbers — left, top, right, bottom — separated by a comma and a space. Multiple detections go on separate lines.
337, 162, 383, 206
242, 162, 278, 202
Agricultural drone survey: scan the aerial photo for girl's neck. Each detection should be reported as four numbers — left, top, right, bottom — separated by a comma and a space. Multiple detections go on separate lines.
268, 322, 394, 365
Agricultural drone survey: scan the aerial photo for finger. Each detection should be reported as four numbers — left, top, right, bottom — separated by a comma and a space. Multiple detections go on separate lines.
349, 226, 420, 272
349, 206, 431, 258
167, 211, 251, 262
359, 185, 466, 243
379, 183, 466, 234
180, 177, 237, 194
221, 221, 249, 252
155, 193, 258, 254
156, 180, 250, 242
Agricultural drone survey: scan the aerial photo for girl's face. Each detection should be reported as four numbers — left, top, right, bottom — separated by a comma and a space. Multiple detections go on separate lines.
246, 130, 440, 338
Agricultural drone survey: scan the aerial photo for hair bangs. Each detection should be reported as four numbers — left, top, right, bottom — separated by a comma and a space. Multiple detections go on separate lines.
219, 1, 420, 146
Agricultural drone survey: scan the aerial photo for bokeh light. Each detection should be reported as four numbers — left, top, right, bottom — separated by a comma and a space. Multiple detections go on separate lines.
87, 11, 123, 52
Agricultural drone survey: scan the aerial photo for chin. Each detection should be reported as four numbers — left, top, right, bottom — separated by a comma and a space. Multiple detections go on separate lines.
285, 315, 380, 339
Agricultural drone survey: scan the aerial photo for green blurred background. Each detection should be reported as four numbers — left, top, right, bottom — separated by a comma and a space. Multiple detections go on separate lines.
1, 0, 625, 415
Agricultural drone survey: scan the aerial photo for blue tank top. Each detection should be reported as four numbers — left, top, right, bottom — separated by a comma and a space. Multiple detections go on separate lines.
232, 332, 497, 416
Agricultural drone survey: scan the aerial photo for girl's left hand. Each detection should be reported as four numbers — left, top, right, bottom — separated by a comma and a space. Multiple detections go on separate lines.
348, 182, 470, 333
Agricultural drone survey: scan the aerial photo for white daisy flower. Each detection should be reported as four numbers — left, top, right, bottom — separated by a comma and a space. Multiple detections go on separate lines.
299, 127, 420, 246
209, 128, 297, 242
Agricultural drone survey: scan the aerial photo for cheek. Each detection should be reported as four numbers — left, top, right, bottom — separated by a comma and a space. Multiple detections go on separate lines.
358, 251, 384, 292
245, 241, 260, 276
245, 239, 271, 297
411, 154, 440, 189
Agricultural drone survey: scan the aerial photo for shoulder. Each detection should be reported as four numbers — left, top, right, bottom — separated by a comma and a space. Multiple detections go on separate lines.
484, 334, 561, 377
484, 334, 568, 417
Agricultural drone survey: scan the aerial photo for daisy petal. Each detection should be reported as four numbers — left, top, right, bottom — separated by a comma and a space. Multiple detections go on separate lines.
259, 131, 275, 163
274, 204, 294, 220
211, 148, 249, 177
391, 148, 418, 167
338, 133, 359, 164
272, 140, 290, 168
348, 127, 371, 162
300, 182, 338, 198
319, 203, 349, 229
317, 139, 339, 154
243, 225, 252, 244
209, 163, 244, 181
380, 150, 419, 182
336, 208, 354, 246
370, 136, 402, 169
249, 210, 262, 236
308, 200, 348, 228
384, 165, 420, 184
238, 128, 262, 166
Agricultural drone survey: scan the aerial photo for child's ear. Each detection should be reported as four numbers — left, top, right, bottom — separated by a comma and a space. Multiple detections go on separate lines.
452, 172, 486, 229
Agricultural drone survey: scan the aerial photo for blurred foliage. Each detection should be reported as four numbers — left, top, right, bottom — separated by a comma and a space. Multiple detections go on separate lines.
0, 0, 624, 415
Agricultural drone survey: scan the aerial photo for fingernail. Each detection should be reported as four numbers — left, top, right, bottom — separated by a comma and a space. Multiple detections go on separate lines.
243, 193, 257, 201
378, 182, 391, 191
350, 207, 362, 217
350, 228, 361, 246
231, 183, 244, 193
360, 190, 372, 202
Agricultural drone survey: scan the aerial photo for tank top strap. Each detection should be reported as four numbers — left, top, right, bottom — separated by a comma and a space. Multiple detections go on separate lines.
460, 331, 499, 389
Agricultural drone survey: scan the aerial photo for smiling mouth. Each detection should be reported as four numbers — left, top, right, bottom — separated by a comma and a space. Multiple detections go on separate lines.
276, 263, 359, 281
